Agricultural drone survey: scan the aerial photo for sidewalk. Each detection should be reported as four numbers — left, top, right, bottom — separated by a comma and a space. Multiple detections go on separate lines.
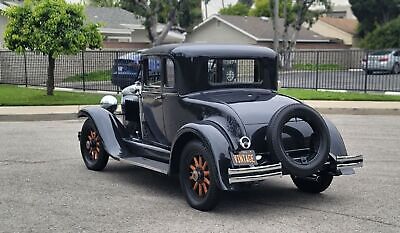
0, 101, 399, 121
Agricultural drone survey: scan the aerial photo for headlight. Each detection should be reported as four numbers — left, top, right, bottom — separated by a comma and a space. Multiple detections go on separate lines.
100, 95, 118, 113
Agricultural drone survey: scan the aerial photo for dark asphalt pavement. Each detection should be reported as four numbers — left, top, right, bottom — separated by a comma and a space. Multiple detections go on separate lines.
0, 115, 399, 232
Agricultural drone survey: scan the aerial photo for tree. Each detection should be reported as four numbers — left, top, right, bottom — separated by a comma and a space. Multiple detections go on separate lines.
249, 0, 271, 17
4, 0, 102, 96
132, 0, 179, 46
178, 0, 202, 31
289, 0, 330, 50
350, 0, 400, 38
219, 3, 250, 16
361, 16, 400, 49
89, 0, 120, 7
238, 0, 253, 7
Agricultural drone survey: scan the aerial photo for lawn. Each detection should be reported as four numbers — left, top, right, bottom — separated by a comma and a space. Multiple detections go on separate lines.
293, 63, 344, 71
279, 88, 400, 101
1, 84, 400, 106
63, 70, 111, 82
0, 84, 109, 106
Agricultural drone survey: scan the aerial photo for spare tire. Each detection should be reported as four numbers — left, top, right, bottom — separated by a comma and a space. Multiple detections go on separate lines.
266, 104, 330, 177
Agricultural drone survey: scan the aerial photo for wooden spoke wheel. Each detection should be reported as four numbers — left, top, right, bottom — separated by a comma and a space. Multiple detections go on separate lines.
80, 119, 109, 171
86, 130, 101, 161
180, 140, 220, 211
189, 155, 210, 197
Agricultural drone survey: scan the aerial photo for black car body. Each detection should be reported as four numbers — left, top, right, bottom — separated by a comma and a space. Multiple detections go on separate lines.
79, 44, 363, 211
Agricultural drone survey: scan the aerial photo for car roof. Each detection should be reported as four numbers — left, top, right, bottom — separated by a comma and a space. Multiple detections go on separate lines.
142, 43, 277, 59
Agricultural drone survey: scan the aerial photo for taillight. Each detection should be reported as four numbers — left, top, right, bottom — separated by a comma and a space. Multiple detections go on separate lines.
379, 56, 389, 62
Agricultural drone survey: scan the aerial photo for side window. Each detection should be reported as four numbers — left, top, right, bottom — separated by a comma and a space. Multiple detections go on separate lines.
164, 58, 175, 88
144, 57, 161, 87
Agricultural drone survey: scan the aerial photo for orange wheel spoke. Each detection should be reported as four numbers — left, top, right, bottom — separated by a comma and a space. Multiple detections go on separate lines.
193, 182, 199, 191
198, 182, 203, 196
190, 165, 196, 171
193, 157, 199, 167
202, 161, 207, 170
204, 177, 210, 185
202, 183, 208, 194
199, 156, 203, 168
204, 171, 209, 177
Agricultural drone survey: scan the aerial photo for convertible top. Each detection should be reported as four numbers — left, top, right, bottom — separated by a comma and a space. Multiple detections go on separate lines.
142, 43, 277, 59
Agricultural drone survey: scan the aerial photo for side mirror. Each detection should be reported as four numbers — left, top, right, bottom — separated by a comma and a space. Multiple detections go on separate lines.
100, 95, 118, 113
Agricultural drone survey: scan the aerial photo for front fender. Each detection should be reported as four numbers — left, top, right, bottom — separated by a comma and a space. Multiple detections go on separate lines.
78, 106, 129, 158
170, 122, 234, 190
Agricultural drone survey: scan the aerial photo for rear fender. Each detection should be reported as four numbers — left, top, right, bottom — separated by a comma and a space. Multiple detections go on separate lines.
78, 106, 129, 158
170, 122, 233, 190
324, 118, 347, 158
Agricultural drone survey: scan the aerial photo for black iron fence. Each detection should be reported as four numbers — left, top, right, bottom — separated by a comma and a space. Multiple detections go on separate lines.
1, 49, 400, 93
279, 49, 400, 92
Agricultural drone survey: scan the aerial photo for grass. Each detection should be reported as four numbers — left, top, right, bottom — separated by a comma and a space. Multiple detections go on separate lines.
0, 84, 111, 106
0, 84, 399, 106
279, 88, 400, 101
63, 70, 111, 82
293, 63, 343, 71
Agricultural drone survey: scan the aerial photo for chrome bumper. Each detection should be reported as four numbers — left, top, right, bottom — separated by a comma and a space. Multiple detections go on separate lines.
332, 154, 363, 175
228, 163, 282, 184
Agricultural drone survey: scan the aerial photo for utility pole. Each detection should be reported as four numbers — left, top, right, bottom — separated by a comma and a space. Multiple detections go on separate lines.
273, 0, 279, 52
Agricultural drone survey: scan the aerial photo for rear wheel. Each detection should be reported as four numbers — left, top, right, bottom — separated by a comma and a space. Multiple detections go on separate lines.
80, 118, 109, 171
291, 173, 333, 193
179, 140, 220, 211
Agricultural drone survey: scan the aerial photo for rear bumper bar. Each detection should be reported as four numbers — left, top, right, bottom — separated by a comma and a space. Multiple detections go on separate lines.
228, 163, 282, 184
334, 154, 363, 175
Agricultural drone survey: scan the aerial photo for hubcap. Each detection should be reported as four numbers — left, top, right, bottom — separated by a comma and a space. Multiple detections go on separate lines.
189, 155, 210, 197
86, 130, 100, 160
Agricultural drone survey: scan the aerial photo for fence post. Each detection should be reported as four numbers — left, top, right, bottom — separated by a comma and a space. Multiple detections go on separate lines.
364, 50, 369, 93
315, 51, 320, 90
116, 51, 120, 93
82, 51, 85, 92
24, 52, 28, 87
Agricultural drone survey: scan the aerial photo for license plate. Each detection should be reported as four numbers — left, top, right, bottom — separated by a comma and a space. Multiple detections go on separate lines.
232, 150, 257, 166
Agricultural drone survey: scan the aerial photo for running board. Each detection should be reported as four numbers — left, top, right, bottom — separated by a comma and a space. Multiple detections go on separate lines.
119, 156, 169, 175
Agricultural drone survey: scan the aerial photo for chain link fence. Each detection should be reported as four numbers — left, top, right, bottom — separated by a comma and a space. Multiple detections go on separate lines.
1, 49, 400, 93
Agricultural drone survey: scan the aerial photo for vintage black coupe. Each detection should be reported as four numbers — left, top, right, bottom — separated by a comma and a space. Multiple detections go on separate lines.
78, 44, 363, 211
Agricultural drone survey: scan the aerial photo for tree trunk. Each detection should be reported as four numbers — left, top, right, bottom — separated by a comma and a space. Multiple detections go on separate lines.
47, 55, 55, 96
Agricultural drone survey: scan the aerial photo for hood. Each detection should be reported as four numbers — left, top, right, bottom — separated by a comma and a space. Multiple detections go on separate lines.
202, 89, 300, 125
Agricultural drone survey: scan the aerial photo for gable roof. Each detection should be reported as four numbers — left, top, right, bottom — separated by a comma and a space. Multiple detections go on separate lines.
195, 15, 330, 43
319, 17, 358, 35
85, 6, 144, 30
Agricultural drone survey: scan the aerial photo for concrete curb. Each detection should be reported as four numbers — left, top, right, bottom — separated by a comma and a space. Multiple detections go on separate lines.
0, 107, 399, 122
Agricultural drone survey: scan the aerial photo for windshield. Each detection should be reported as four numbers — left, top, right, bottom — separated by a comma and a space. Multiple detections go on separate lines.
207, 59, 262, 85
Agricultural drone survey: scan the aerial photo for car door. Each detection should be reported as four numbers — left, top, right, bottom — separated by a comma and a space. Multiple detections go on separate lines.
141, 57, 169, 146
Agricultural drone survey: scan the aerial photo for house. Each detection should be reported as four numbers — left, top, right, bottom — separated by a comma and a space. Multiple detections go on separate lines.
310, 17, 358, 46
85, 7, 185, 49
185, 14, 347, 49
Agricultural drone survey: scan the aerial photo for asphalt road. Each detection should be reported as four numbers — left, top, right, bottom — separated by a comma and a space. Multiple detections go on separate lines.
280, 70, 400, 91
0, 115, 399, 232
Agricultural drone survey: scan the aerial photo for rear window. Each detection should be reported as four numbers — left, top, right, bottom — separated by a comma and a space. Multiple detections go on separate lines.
208, 59, 262, 85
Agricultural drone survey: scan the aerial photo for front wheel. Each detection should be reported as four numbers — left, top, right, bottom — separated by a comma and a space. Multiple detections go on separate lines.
80, 118, 109, 171
392, 63, 400, 74
179, 140, 220, 211
291, 173, 333, 193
